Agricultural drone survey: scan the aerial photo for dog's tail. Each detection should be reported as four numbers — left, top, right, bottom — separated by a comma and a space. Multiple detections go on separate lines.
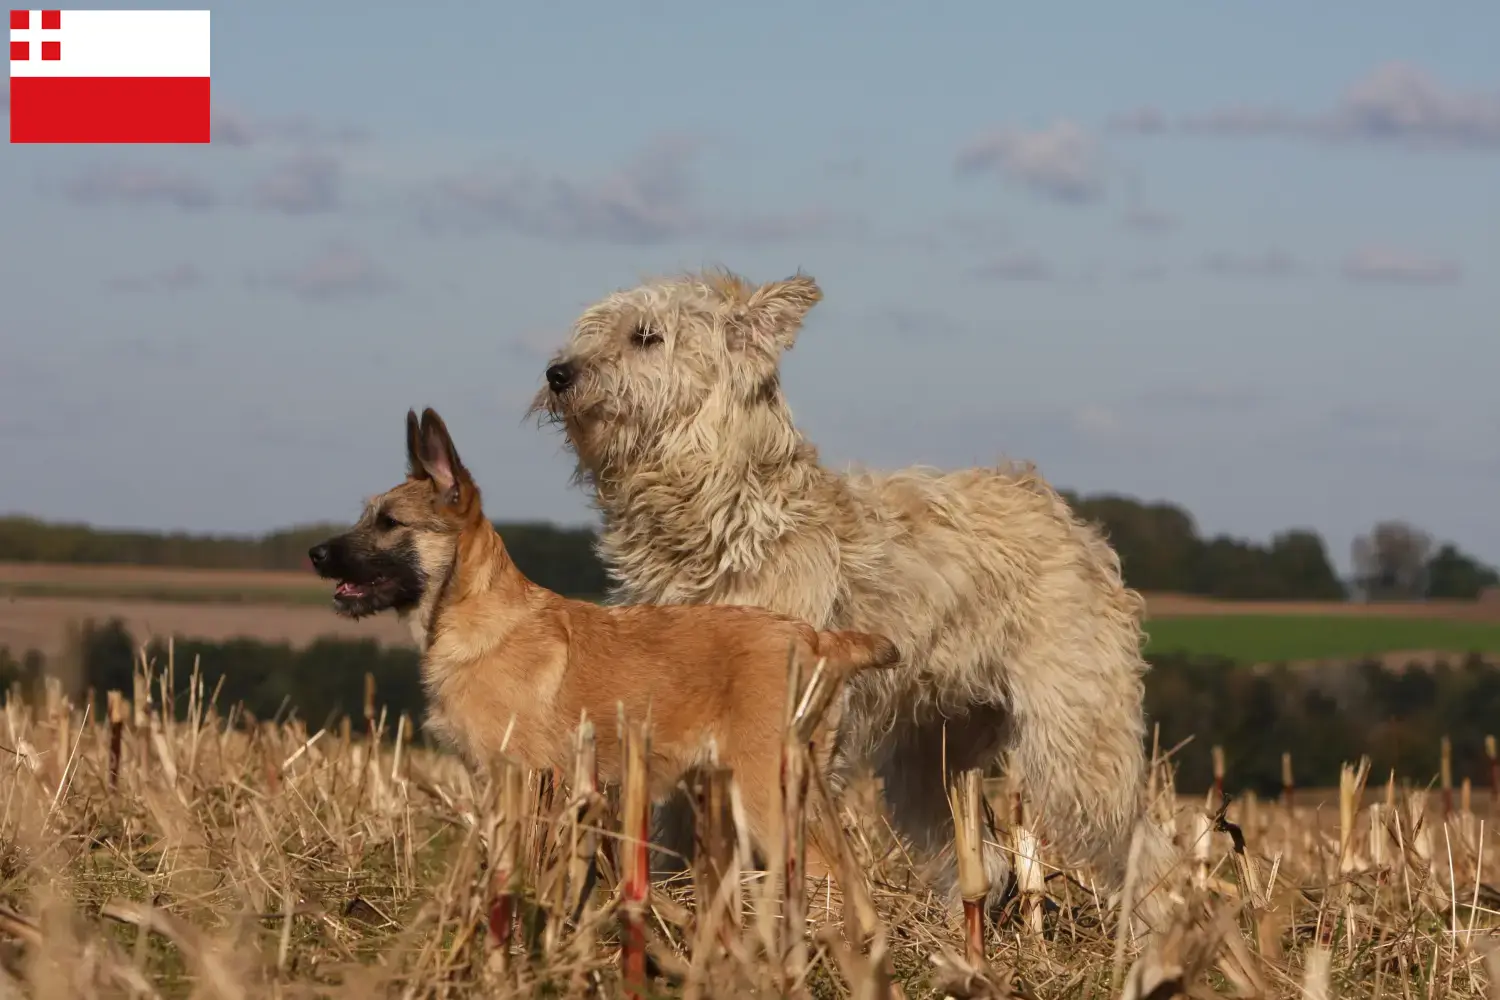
812, 630, 902, 675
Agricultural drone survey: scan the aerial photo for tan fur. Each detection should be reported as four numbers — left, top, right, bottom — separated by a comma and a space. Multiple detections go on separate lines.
528, 268, 1184, 930
317, 407, 901, 874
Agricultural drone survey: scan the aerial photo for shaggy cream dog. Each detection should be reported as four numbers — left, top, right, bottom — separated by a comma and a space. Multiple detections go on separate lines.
529, 268, 1180, 929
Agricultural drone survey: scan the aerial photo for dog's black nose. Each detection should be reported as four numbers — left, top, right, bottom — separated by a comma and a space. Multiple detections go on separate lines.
546, 362, 574, 393
308, 544, 330, 569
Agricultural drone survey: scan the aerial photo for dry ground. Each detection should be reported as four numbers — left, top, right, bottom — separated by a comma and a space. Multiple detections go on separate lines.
0, 593, 413, 660
1147, 592, 1500, 623
0, 563, 408, 659
3, 659, 1500, 998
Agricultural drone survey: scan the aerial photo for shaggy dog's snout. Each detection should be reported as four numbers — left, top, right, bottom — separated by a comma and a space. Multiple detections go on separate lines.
546, 362, 574, 393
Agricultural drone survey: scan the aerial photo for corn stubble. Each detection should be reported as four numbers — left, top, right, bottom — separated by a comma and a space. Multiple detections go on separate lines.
3, 646, 1500, 998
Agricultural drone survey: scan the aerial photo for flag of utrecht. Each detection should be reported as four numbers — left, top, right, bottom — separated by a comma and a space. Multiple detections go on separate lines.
10, 9, 211, 143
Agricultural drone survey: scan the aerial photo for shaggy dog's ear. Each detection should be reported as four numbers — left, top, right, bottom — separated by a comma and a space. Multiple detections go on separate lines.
741, 274, 822, 353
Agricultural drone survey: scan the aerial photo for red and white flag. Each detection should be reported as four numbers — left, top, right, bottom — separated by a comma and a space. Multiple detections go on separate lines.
10, 9, 211, 143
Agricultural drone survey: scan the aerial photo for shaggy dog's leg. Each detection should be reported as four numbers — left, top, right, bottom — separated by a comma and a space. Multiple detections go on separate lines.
649, 790, 698, 878
870, 705, 1013, 909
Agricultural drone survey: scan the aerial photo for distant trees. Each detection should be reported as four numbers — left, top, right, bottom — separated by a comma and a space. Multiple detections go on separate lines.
0, 515, 609, 598
1144, 650, 1500, 796
1426, 544, 1500, 600
1352, 521, 1434, 600
1, 501, 1493, 605
1349, 520, 1498, 601
1063, 493, 1346, 600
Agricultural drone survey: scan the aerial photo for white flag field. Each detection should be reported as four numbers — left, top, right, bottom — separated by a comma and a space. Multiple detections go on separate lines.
9, 9, 211, 143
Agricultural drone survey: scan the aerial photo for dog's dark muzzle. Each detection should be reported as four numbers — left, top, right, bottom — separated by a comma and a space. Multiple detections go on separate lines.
308, 536, 355, 580
308, 535, 408, 619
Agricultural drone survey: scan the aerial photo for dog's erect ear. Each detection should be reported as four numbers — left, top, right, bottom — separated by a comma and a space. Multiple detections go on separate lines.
416, 408, 468, 507
741, 274, 821, 353
406, 409, 428, 481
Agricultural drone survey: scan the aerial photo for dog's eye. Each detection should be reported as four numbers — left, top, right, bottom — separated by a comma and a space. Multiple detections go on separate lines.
631, 324, 662, 348
376, 512, 403, 531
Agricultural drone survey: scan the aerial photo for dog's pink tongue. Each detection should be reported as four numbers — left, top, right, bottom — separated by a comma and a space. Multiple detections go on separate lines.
335, 582, 360, 597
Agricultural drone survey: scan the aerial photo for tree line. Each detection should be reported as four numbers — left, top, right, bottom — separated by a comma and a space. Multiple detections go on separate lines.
3, 619, 1495, 797
1, 498, 1495, 601
1055, 493, 1496, 600
0, 515, 611, 599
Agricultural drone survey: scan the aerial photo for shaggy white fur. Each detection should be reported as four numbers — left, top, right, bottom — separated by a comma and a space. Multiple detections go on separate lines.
528, 268, 1181, 931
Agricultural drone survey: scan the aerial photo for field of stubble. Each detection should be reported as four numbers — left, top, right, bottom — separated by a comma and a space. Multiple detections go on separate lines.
4, 654, 1500, 999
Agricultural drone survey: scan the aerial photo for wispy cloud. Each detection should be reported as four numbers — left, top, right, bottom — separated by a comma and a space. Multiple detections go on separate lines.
1111, 62, 1500, 151
419, 134, 855, 246
253, 246, 394, 303
1343, 246, 1463, 285
212, 107, 369, 149
955, 120, 1104, 203
105, 263, 206, 294
1070, 404, 1125, 442
1202, 249, 1301, 279
823, 154, 865, 179
970, 254, 1056, 282
1136, 384, 1267, 413
1125, 262, 1168, 282
1121, 208, 1177, 235
61, 164, 216, 211
252, 155, 343, 215
100, 335, 200, 366
874, 305, 967, 339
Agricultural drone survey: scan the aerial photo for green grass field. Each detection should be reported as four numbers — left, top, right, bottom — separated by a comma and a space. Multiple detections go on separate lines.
1143, 614, 1500, 662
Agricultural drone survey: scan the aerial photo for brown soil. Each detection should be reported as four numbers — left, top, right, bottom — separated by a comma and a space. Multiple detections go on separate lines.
0, 561, 319, 591
1143, 592, 1500, 623
0, 594, 413, 661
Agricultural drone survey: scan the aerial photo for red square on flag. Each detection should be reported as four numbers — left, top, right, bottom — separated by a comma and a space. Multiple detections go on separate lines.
9, 10, 213, 143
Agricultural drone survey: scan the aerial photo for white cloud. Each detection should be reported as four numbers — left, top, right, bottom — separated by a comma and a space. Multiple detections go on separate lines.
955, 121, 1105, 203
1111, 62, 1500, 151
253, 246, 394, 303
61, 164, 216, 211
1343, 246, 1463, 285
1120, 208, 1177, 235
420, 134, 857, 245
971, 254, 1056, 282
105, 263, 206, 293
1202, 249, 1300, 279
252, 155, 343, 215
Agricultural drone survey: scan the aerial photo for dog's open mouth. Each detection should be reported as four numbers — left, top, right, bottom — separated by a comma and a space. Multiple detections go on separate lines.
333, 578, 385, 600
330, 575, 399, 618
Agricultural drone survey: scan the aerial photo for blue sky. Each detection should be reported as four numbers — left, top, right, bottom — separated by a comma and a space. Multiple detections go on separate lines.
3, 0, 1498, 573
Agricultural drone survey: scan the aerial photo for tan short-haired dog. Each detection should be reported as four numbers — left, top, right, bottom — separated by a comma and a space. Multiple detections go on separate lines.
308, 407, 900, 866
